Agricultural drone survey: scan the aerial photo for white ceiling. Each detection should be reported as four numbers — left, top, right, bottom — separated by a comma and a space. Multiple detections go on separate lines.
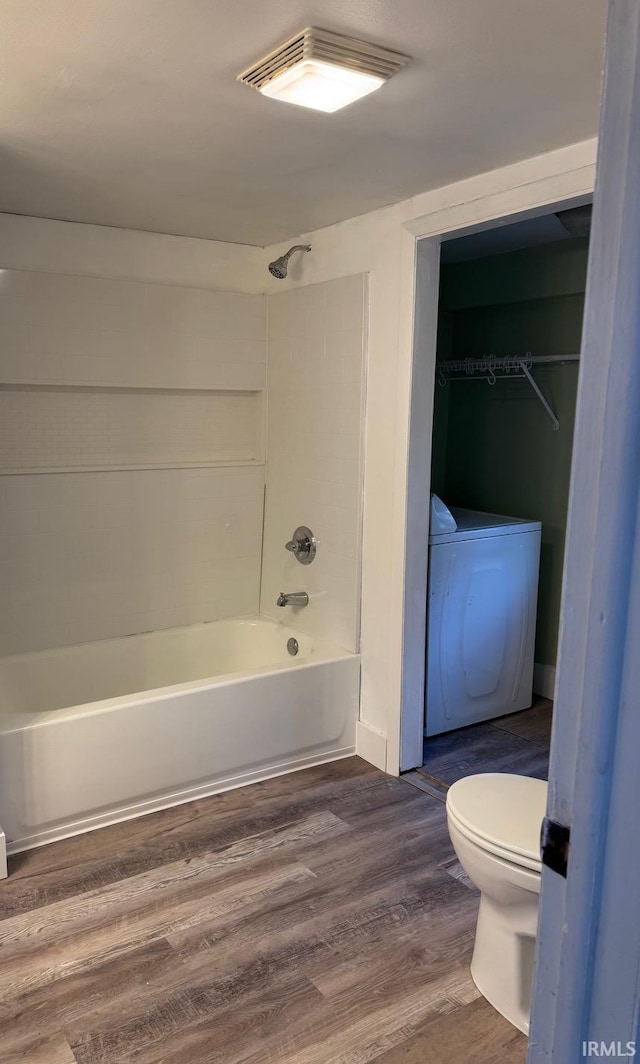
0, 1, 607, 246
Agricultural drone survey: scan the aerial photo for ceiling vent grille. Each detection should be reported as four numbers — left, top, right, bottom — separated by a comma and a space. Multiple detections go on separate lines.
238, 27, 410, 91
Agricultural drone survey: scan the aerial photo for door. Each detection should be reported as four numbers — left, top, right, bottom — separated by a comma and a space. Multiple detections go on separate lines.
529, 2, 640, 1058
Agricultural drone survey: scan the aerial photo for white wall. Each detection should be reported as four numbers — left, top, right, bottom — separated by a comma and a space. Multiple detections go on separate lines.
261, 138, 598, 772
260, 276, 366, 652
0, 234, 267, 655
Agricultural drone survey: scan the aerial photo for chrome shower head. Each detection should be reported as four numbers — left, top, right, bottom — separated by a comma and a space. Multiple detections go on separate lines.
268, 244, 311, 279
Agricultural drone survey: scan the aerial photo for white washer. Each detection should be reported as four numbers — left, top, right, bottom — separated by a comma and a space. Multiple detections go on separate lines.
425, 502, 542, 736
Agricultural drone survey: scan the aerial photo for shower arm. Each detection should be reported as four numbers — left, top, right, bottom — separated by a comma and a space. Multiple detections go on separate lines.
283, 245, 312, 259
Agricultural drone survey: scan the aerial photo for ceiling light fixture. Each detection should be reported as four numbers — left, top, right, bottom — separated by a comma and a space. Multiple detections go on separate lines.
238, 27, 410, 114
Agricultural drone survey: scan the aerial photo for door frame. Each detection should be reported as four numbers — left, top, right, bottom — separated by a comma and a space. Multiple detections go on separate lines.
398, 189, 592, 771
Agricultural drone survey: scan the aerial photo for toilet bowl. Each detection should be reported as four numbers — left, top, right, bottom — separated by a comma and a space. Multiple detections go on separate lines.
446, 772, 548, 1035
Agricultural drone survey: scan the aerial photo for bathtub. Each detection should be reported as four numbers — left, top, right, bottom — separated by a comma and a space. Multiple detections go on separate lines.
0, 616, 359, 857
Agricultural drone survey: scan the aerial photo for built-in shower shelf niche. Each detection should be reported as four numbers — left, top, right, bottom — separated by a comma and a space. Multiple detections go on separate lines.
0, 382, 264, 473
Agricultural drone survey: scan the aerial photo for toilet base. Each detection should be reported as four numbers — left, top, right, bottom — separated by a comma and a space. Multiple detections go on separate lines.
470, 893, 538, 1035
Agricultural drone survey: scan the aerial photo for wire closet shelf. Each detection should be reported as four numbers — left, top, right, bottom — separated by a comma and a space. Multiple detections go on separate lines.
437, 352, 580, 431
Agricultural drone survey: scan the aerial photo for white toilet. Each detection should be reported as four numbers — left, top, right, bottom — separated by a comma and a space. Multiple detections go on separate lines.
446, 772, 548, 1035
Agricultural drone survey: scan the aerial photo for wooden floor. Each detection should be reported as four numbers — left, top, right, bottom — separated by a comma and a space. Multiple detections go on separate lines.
407, 698, 553, 801
0, 758, 526, 1064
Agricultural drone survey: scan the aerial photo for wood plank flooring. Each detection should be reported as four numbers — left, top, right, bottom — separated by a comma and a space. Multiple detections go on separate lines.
0, 758, 527, 1064
412, 698, 552, 799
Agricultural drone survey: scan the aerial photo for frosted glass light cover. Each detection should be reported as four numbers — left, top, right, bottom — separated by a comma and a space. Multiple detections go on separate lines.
260, 59, 384, 112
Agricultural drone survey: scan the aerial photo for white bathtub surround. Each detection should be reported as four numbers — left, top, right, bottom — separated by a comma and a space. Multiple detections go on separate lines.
0, 229, 364, 857
0, 268, 266, 391
0, 617, 358, 855
0, 388, 263, 473
0, 264, 268, 655
261, 275, 366, 653
0, 466, 265, 655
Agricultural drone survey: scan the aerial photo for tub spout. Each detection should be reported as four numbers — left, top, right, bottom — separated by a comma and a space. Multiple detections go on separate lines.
277, 591, 309, 608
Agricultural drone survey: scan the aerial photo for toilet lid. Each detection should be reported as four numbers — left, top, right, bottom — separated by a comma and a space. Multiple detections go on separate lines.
446, 773, 548, 866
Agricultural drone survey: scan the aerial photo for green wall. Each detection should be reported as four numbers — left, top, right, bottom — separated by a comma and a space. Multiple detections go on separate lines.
432, 238, 589, 666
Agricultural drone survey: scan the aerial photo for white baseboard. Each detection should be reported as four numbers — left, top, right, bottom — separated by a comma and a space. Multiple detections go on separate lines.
534, 662, 557, 700
0, 823, 6, 879
356, 720, 387, 771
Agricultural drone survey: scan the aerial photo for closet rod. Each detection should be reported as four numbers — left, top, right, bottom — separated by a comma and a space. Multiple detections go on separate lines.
438, 353, 579, 376
437, 353, 580, 431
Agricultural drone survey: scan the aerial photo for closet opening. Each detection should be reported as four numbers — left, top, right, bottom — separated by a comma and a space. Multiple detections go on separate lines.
402, 202, 592, 792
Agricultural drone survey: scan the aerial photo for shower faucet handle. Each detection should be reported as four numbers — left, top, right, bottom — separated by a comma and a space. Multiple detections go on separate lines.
284, 526, 316, 565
